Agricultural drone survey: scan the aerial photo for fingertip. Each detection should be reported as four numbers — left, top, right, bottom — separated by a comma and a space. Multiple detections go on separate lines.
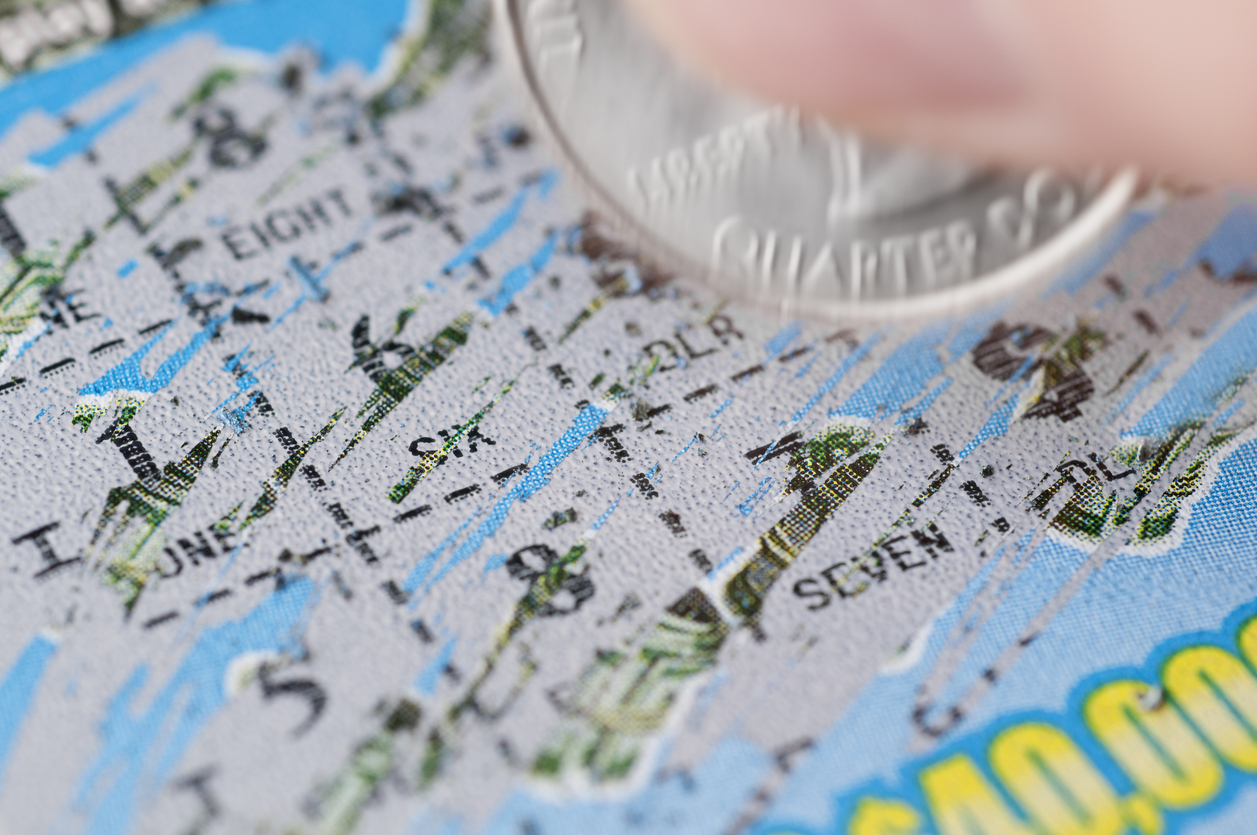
626, 0, 1025, 117
627, 0, 1257, 189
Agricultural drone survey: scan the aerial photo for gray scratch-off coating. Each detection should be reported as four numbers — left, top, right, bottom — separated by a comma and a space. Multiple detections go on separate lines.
1, 4, 1257, 835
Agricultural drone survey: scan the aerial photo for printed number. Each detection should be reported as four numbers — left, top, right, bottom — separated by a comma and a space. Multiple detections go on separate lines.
258, 664, 327, 737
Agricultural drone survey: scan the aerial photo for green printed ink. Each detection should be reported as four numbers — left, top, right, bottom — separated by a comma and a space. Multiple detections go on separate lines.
1, 232, 94, 380
336, 312, 474, 465
241, 407, 346, 528
89, 429, 221, 611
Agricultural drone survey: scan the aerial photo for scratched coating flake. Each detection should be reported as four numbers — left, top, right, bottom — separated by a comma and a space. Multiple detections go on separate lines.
3, 2, 1257, 835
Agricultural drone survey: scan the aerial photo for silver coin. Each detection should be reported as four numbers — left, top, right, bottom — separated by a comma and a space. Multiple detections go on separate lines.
498, 0, 1138, 319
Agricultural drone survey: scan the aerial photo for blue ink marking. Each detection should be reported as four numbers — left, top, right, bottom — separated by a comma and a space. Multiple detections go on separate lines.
1008, 353, 1037, 384
28, 88, 146, 167
616, 261, 643, 294
946, 299, 1013, 362
1148, 271, 1176, 296
0, 634, 57, 796
482, 553, 508, 575
1167, 300, 1190, 330
272, 296, 305, 328
535, 170, 557, 199
686, 669, 729, 731
404, 508, 484, 595
833, 322, 958, 420
219, 391, 261, 434
1040, 208, 1157, 299
415, 638, 457, 696
271, 244, 362, 329
223, 349, 248, 374
289, 256, 330, 302
958, 387, 1026, 460
708, 547, 745, 578
0, 0, 409, 138
422, 401, 613, 590
1215, 398, 1245, 427
985, 355, 1035, 412
115, 259, 136, 279
586, 497, 621, 537
764, 321, 802, 359
737, 478, 774, 517
982, 353, 1041, 410
11, 320, 50, 361
721, 482, 741, 503
751, 434, 787, 468
208, 349, 272, 425
71, 578, 315, 835
78, 315, 226, 398
897, 378, 953, 426
1108, 352, 1175, 424
479, 231, 558, 316
1127, 305, 1257, 438
1151, 204, 1257, 295
672, 434, 699, 463
793, 334, 882, 424
793, 351, 821, 379
238, 280, 270, 298
32, 406, 47, 422
179, 281, 232, 297
443, 171, 557, 275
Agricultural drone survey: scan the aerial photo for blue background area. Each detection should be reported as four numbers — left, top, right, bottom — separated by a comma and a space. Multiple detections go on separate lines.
1127, 302, 1257, 438
0, 0, 411, 137
0, 635, 57, 801
757, 436, 1257, 834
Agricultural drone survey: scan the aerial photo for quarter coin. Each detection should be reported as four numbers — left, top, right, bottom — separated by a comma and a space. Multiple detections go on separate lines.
499, 0, 1138, 319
